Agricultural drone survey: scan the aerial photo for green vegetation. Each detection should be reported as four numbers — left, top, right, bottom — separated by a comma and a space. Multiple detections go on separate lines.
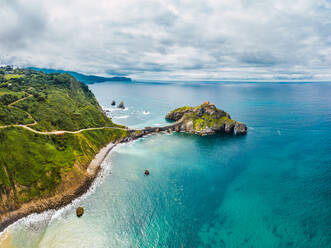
192, 114, 234, 131
29, 67, 132, 84
0, 127, 128, 203
0, 104, 34, 125
0, 89, 26, 99
0, 67, 129, 210
15, 87, 114, 131
0, 67, 113, 131
3, 74, 23, 80
166, 102, 245, 135
168, 106, 193, 114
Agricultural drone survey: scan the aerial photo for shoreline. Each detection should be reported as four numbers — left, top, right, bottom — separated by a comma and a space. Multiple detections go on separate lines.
0, 102, 247, 234
0, 125, 171, 234
0, 138, 130, 234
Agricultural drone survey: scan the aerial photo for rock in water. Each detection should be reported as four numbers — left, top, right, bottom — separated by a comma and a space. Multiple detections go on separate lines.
76, 207, 84, 217
117, 101, 125, 109
234, 122, 247, 135
111, 100, 116, 106
144, 170, 150, 175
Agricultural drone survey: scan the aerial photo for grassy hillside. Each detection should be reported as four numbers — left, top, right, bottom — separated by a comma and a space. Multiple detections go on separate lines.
0, 66, 116, 131
0, 104, 33, 126
0, 67, 129, 213
0, 127, 128, 206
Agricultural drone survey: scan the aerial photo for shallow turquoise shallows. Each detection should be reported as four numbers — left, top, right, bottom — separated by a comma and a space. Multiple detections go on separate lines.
3, 81, 331, 248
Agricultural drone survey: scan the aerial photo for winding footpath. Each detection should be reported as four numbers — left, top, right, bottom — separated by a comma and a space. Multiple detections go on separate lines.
0, 94, 141, 234
0, 124, 128, 134
0, 93, 130, 135
7, 93, 33, 107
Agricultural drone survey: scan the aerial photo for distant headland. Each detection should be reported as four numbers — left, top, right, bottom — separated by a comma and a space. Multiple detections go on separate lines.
27, 67, 132, 84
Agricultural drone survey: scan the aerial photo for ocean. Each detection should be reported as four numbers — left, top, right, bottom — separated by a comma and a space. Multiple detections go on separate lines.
1, 81, 331, 247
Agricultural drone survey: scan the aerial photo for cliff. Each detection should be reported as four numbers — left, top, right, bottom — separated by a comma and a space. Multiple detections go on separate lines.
0, 67, 129, 230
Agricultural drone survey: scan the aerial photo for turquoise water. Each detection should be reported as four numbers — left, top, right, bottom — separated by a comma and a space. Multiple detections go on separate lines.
2, 81, 331, 247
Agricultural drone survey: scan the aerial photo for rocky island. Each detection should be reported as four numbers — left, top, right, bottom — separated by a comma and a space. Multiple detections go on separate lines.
165, 102, 247, 135
0, 67, 247, 232
128, 102, 247, 143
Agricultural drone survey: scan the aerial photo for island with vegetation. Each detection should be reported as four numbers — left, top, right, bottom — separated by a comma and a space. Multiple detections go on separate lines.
165, 101, 247, 135
0, 66, 246, 231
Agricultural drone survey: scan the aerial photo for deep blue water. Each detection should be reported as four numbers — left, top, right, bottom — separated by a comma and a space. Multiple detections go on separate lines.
2, 81, 331, 248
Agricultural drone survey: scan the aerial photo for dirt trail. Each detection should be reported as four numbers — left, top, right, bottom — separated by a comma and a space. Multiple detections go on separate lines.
1, 93, 131, 134
7, 93, 33, 107
0, 125, 128, 135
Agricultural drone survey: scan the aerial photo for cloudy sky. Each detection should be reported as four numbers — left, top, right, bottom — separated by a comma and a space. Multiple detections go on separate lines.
1, 0, 331, 80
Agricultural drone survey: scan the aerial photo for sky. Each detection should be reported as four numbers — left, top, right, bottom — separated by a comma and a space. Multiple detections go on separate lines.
0, 0, 331, 81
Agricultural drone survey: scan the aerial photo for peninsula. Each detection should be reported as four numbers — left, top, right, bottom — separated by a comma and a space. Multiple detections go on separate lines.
0, 67, 246, 231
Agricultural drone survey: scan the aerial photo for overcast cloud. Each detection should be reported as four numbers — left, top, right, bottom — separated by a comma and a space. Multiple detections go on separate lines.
1, 0, 331, 80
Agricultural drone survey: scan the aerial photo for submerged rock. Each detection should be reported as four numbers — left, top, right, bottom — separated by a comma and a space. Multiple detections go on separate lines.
165, 102, 247, 136
144, 170, 150, 175
76, 207, 84, 217
117, 101, 125, 109
111, 100, 116, 106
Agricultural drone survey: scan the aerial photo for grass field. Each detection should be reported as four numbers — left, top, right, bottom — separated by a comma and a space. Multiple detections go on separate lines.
3, 74, 23, 80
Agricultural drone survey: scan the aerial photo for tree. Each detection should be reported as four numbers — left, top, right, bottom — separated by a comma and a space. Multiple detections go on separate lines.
0, 94, 18, 105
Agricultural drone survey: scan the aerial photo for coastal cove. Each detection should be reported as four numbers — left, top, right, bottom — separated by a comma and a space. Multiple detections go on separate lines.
1, 80, 331, 247
0, 68, 247, 234
3, 1, 331, 247
0, 101, 246, 233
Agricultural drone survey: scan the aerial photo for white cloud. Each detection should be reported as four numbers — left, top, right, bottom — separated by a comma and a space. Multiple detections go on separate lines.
0, 0, 331, 80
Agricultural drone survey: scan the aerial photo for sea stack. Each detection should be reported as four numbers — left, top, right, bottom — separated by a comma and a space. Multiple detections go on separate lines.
144, 170, 150, 175
117, 101, 125, 109
76, 207, 84, 217
111, 100, 116, 106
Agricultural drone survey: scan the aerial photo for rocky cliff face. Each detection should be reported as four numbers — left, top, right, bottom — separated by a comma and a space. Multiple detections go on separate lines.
165, 103, 247, 135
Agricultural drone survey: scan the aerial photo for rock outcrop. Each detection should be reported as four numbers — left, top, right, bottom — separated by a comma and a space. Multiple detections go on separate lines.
165, 102, 247, 135
76, 207, 84, 217
111, 100, 116, 106
117, 101, 125, 109
165, 106, 193, 121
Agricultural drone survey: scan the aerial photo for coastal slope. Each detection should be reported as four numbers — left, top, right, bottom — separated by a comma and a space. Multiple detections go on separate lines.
0, 67, 247, 231
0, 67, 129, 230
